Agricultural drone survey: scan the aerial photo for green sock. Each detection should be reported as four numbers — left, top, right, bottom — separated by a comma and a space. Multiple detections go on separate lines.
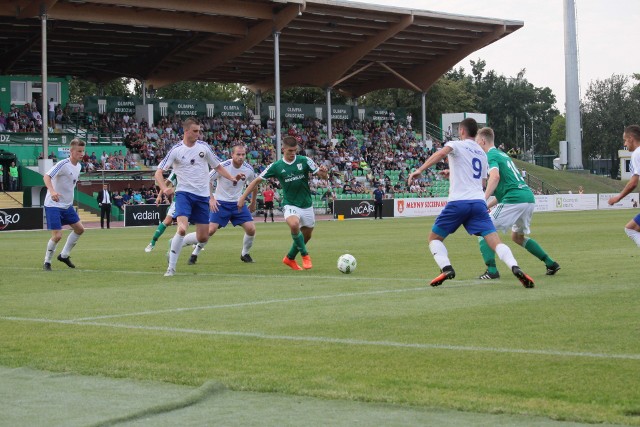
478, 237, 498, 274
287, 241, 299, 260
152, 222, 167, 244
523, 237, 554, 266
290, 232, 308, 257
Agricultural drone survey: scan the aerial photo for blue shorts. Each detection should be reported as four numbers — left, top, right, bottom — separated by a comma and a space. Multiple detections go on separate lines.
633, 212, 640, 227
209, 200, 253, 228
432, 200, 496, 238
45, 206, 80, 230
174, 192, 210, 225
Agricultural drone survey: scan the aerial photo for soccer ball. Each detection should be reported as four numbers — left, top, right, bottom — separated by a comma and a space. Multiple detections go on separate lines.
337, 254, 357, 274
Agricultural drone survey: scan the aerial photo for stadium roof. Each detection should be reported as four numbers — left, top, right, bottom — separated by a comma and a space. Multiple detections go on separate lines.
0, 0, 523, 97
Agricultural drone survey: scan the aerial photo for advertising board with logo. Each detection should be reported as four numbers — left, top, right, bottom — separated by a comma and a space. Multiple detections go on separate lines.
333, 199, 394, 219
124, 204, 169, 227
394, 198, 448, 217
0, 208, 43, 231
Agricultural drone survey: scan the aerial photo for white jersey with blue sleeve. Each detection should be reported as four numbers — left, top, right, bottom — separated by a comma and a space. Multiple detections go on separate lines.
210, 159, 256, 202
631, 147, 640, 177
445, 138, 487, 202
44, 158, 81, 209
157, 140, 221, 198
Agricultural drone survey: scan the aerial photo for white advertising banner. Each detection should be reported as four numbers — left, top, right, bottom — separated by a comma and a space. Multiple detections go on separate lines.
598, 193, 640, 209
552, 194, 598, 211
533, 195, 555, 212
394, 197, 448, 217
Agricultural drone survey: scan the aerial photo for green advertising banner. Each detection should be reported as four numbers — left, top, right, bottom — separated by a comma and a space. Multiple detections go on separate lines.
0, 133, 77, 145
154, 100, 245, 117
260, 103, 322, 120
84, 97, 245, 117
260, 103, 405, 122
84, 96, 141, 114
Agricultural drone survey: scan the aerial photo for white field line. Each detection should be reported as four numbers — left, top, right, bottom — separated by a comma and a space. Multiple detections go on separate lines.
2, 315, 640, 361
68, 285, 451, 321
0, 266, 431, 282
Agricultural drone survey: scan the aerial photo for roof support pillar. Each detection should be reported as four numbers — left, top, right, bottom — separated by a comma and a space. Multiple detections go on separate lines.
326, 87, 333, 142
41, 11, 49, 160
274, 31, 282, 161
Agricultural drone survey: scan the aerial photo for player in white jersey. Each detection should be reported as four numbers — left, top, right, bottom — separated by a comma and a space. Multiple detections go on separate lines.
181, 143, 258, 264
42, 138, 86, 271
154, 117, 238, 277
144, 171, 177, 252
608, 125, 640, 247
408, 118, 534, 288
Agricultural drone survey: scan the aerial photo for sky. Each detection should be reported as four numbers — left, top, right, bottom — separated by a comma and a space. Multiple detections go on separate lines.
347, 0, 639, 111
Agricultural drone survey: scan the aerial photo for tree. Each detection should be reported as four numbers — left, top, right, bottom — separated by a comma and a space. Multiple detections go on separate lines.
68, 77, 133, 103
549, 114, 566, 155
581, 74, 638, 176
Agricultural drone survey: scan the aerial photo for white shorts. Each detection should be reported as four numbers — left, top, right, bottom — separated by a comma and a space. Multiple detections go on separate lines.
490, 202, 534, 235
166, 201, 176, 218
283, 205, 315, 228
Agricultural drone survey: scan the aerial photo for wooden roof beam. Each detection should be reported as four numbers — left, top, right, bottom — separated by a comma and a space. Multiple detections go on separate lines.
83, 0, 275, 20
350, 25, 506, 96
251, 13, 414, 92
148, 3, 303, 88
45, 3, 247, 35
16, 0, 59, 18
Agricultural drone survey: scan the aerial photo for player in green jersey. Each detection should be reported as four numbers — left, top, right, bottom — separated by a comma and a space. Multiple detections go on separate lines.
238, 136, 328, 270
145, 171, 177, 252
475, 127, 560, 278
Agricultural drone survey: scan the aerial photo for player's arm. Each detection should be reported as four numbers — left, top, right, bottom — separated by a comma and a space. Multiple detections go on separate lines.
238, 176, 264, 210
408, 146, 452, 185
43, 174, 60, 202
609, 174, 639, 205
209, 177, 220, 212
154, 168, 172, 197
248, 185, 259, 213
213, 163, 238, 183
315, 165, 328, 180
484, 168, 500, 200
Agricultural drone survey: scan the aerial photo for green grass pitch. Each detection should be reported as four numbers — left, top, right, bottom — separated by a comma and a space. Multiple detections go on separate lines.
1, 210, 639, 425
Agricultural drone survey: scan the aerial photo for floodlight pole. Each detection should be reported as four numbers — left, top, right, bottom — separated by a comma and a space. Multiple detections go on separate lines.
41, 11, 49, 159
421, 92, 426, 147
326, 87, 332, 142
273, 31, 282, 160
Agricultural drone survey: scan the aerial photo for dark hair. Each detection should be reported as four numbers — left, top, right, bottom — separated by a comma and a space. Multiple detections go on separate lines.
624, 125, 640, 141
282, 135, 298, 148
460, 118, 478, 138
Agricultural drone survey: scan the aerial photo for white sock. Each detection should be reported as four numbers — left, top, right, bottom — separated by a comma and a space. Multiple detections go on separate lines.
625, 228, 640, 247
60, 232, 81, 258
495, 243, 517, 269
182, 232, 198, 247
242, 234, 255, 256
44, 239, 58, 263
428, 240, 450, 270
192, 241, 207, 256
169, 234, 184, 269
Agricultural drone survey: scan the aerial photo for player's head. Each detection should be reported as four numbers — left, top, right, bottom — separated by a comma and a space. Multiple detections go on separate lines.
459, 118, 478, 139
231, 142, 247, 166
182, 117, 202, 144
282, 135, 298, 161
623, 125, 640, 152
476, 127, 495, 153
69, 138, 86, 163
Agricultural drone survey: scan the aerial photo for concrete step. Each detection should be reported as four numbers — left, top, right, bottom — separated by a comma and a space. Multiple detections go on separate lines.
76, 207, 100, 223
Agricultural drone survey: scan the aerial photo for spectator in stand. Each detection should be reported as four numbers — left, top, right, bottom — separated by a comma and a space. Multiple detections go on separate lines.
48, 98, 56, 128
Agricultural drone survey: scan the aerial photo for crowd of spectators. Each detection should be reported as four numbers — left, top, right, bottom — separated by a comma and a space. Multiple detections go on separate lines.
80, 111, 451, 197
2, 102, 452, 198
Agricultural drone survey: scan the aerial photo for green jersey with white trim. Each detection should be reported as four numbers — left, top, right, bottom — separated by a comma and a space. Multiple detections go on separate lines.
260, 155, 318, 208
486, 147, 534, 204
